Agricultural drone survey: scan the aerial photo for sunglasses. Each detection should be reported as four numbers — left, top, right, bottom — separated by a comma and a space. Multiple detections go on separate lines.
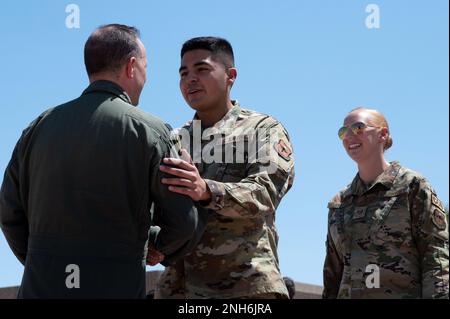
338, 122, 383, 140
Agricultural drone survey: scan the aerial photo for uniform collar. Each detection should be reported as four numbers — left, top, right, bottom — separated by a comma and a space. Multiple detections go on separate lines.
82, 80, 132, 105
185, 100, 242, 134
346, 161, 401, 196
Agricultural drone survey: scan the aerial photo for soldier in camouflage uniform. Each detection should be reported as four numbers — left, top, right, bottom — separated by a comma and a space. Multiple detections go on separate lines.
323, 107, 449, 299
154, 37, 295, 299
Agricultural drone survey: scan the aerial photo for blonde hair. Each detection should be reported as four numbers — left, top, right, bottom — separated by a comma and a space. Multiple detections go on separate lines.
349, 107, 393, 151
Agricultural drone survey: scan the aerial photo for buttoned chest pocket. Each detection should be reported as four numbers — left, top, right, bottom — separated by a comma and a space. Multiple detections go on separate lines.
370, 191, 411, 246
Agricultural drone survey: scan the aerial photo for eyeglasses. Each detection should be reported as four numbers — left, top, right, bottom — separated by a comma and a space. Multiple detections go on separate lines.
338, 122, 383, 140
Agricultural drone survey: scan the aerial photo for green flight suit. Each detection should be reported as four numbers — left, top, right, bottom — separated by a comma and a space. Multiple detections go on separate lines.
0, 80, 204, 298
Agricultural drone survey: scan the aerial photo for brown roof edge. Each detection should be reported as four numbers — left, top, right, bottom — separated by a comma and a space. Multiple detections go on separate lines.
0, 271, 323, 299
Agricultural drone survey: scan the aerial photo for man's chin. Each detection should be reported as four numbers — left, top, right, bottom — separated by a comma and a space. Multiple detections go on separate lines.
187, 101, 209, 112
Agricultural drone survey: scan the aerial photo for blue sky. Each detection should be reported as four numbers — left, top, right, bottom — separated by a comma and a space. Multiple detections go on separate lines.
0, 0, 448, 288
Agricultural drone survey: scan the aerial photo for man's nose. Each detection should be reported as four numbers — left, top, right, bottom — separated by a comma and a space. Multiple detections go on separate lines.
186, 73, 199, 83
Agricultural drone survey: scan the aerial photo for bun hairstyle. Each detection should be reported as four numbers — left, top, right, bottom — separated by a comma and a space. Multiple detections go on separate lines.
350, 107, 393, 152
384, 135, 393, 151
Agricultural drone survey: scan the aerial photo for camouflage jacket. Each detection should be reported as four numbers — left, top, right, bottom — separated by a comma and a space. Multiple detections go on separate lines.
156, 101, 295, 298
323, 161, 449, 299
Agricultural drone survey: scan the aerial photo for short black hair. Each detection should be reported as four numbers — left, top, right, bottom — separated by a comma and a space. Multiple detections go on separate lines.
181, 37, 235, 68
84, 24, 141, 76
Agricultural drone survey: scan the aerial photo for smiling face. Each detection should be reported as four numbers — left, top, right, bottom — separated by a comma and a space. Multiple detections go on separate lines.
341, 109, 388, 164
179, 49, 235, 112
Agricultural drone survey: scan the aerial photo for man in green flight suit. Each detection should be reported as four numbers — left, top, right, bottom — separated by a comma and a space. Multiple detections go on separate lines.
0, 24, 203, 298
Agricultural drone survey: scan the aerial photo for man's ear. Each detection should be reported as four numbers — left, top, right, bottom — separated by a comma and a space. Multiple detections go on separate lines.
125, 57, 137, 79
379, 127, 389, 144
227, 68, 237, 87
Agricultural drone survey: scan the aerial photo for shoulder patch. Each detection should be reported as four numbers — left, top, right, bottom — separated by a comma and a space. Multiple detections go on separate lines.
274, 139, 292, 161
431, 194, 445, 211
431, 208, 447, 231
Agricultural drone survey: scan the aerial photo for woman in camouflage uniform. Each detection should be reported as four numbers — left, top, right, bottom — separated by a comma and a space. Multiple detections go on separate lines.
323, 107, 449, 299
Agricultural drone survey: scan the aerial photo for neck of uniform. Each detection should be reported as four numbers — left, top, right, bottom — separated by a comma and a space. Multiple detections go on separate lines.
357, 155, 390, 185
196, 100, 234, 127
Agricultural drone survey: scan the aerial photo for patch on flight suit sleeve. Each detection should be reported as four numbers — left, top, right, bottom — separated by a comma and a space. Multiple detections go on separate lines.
274, 139, 292, 161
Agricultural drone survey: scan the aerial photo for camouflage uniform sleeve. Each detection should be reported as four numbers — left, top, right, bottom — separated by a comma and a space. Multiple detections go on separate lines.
410, 177, 449, 299
322, 200, 344, 299
201, 121, 295, 218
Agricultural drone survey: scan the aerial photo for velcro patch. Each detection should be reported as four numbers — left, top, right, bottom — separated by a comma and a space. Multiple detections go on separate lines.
431, 208, 447, 231
274, 139, 292, 161
431, 194, 445, 211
